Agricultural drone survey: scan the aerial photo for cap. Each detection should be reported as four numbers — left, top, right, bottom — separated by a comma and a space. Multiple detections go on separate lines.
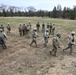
71, 31, 75, 35
0, 29, 3, 32
46, 29, 49, 32
33, 28, 37, 31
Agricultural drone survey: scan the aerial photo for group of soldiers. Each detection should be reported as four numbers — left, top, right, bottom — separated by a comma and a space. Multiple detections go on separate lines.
36, 22, 55, 35
18, 21, 31, 36
0, 22, 75, 57
29, 22, 75, 56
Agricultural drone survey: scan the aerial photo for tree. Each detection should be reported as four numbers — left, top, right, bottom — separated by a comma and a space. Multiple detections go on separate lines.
52, 6, 57, 18
57, 4, 62, 18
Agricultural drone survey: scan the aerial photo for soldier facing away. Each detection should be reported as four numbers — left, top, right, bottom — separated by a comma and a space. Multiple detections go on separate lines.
22, 24, 27, 36
52, 24, 55, 35
43, 29, 49, 47
47, 23, 50, 29
6, 23, 11, 33
63, 31, 75, 55
30, 28, 39, 47
36, 22, 40, 32
49, 23, 52, 35
50, 33, 61, 56
42, 22, 45, 33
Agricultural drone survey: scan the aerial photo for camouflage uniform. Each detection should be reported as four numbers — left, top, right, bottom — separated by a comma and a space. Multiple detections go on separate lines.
50, 33, 61, 56
43, 29, 49, 47
36, 22, 40, 32
49, 23, 52, 35
6, 23, 11, 33
30, 28, 39, 47
22, 24, 27, 36
63, 31, 75, 54
19, 24, 22, 36
0, 29, 7, 49
52, 24, 55, 35
42, 22, 45, 33
47, 23, 50, 29
0, 24, 4, 32
28, 21, 31, 29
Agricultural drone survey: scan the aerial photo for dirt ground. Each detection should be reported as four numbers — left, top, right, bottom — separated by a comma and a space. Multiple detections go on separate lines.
0, 29, 76, 75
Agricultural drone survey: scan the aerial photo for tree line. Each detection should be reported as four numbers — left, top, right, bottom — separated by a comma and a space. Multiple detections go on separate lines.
0, 4, 76, 20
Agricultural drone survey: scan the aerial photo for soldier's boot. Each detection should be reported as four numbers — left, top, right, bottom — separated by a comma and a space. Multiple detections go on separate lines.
53, 51, 57, 57
70, 49, 73, 55
50, 49, 54, 55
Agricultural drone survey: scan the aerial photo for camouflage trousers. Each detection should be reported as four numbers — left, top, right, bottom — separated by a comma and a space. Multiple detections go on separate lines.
44, 37, 48, 47
50, 45, 57, 56
30, 39, 37, 47
63, 43, 74, 54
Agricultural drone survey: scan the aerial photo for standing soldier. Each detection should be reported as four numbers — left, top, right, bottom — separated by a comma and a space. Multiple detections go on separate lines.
18, 23, 22, 36
49, 23, 52, 35
63, 31, 75, 55
30, 28, 39, 47
43, 29, 49, 47
47, 23, 50, 29
0, 24, 4, 32
52, 24, 55, 35
22, 24, 27, 36
36, 22, 40, 32
28, 21, 31, 29
6, 23, 11, 33
50, 33, 61, 56
0, 29, 7, 49
42, 22, 45, 33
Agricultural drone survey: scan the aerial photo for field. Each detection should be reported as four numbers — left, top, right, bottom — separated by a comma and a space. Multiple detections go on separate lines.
0, 17, 76, 75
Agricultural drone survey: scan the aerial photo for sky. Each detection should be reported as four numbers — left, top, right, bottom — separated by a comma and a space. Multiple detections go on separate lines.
0, 0, 76, 11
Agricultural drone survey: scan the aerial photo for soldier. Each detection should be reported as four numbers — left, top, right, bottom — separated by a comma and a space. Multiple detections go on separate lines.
43, 29, 49, 47
0, 24, 4, 32
47, 23, 50, 29
36, 22, 40, 32
30, 28, 39, 47
26, 22, 30, 34
6, 23, 11, 33
42, 22, 45, 33
50, 33, 61, 56
28, 21, 31, 29
63, 31, 75, 54
0, 29, 7, 49
22, 24, 27, 36
49, 23, 52, 35
18, 23, 22, 36
52, 24, 55, 35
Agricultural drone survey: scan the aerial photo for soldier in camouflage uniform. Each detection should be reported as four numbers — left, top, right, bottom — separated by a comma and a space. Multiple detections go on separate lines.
36, 22, 40, 32
22, 24, 27, 36
52, 24, 55, 35
47, 23, 50, 29
42, 22, 45, 33
43, 29, 49, 47
63, 31, 75, 54
0, 24, 4, 32
6, 23, 11, 33
49, 23, 52, 35
28, 21, 31, 29
50, 33, 61, 56
30, 28, 39, 47
18, 23, 22, 36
